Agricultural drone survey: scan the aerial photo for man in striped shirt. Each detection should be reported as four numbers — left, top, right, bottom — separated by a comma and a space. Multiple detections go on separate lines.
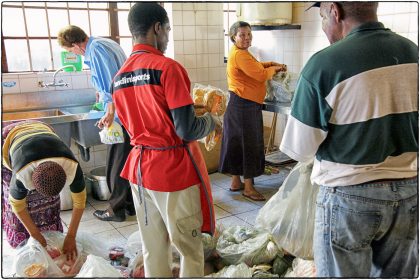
280, 2, 418, 277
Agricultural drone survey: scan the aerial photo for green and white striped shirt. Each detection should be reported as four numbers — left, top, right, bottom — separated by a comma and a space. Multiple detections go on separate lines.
281, 22, 418, 186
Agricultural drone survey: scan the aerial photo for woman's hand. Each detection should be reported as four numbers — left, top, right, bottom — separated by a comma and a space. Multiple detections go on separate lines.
62, 234, 78, 261
272, 62, 287, 73
32, 231, 47, 247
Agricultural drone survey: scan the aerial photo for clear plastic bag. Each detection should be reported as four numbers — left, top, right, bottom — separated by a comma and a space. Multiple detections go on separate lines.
206, 262, 252, 278
193, 84, 227, 151
255, 160, 318, 260
99, 122, 124, 144
14, 231, 84, 278
216, 226, 279, 266
76, 254, 122, 278
266, 72, 299, 102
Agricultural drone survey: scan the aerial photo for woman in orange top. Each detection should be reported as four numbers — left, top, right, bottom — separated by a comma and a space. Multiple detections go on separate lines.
219, 21, 286, 201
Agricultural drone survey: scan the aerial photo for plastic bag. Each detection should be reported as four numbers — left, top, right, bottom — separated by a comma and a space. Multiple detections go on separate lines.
192, 83, 228, 116
216, 226, 279, 266
291, 258, 317, 277
76, 231, 110, 259
266, 72, 299, 102
76, 254, 122, 278
99, 122, 124, 144
255, 160, 318, 259
128, 253, 145, 278
206, 262, 252, 278
13, 231, 84, 278
126, 230, 143, 257
192, 84, 228, 151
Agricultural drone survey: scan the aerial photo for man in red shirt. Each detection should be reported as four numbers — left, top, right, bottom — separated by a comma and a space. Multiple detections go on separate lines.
111, 3, 221, 277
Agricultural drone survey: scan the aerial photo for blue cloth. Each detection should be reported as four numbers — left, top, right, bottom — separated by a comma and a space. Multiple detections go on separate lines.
84, 37, 127, 114
314, 178, 418, 277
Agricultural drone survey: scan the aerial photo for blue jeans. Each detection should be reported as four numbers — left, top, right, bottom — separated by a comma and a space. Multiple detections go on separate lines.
314, 177, 418, 278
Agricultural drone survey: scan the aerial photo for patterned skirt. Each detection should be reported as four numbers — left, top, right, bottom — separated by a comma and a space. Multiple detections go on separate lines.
2, 121, 63, 248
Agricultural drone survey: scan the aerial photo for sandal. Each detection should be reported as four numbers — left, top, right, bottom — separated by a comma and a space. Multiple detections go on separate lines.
242, 192, 266, 201
229, 183, 245, 192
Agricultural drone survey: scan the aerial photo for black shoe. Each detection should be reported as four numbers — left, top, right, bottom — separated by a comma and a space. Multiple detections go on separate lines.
93, 209, 125, 222
126, 207, 136, 216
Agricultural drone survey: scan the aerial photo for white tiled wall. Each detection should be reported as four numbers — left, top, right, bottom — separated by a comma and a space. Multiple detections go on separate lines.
1, 71, 93, 94
170, 3, 227, 91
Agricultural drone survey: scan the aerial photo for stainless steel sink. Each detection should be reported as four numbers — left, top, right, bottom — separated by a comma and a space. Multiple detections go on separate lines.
2, 109, 65, 121
2, 106, 104, 150
59, 105, 93, 114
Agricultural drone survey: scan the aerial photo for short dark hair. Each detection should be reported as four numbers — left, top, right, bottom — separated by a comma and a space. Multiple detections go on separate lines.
229, 21, 252, 43
339, 2, 378, 21
128, 2, 169, 39
57, 25, 88, 48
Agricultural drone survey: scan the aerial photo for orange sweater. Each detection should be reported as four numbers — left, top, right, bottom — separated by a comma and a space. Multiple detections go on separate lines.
227, 45, 277, 104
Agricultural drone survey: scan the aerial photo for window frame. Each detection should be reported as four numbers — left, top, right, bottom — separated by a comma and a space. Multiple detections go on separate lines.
1, 2, 131, 73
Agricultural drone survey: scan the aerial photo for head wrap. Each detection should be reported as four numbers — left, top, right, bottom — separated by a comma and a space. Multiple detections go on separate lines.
32, 161, 67, 197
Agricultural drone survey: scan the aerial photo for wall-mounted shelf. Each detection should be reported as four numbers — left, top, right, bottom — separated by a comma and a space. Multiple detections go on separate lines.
251, 24, 301, 31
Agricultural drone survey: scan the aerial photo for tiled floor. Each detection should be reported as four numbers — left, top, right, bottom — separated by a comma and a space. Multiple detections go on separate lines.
2, 165, 295, 277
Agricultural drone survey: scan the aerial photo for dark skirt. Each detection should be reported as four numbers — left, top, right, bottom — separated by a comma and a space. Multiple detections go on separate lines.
2, 121, 63, 248
219, 92, 265, 179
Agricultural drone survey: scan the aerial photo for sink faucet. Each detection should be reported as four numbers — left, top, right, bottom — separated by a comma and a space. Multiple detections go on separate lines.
39, 65, 77, 88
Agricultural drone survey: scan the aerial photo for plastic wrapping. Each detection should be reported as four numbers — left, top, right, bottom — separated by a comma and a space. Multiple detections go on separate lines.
14, 231, 84, 278
216, 226, 279, 266
206, 262, 252, 278
192, 83, 228, 151
266, 72, 299, 102
255, 160, 318, 259
76, 254, 122, 278
192, 83, 228, 116
126, 230, 143, 257
99, 122, 125, 144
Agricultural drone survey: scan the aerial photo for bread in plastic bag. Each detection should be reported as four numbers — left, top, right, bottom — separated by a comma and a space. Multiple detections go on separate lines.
255, 160, 318, 260
99, 122, 124, 144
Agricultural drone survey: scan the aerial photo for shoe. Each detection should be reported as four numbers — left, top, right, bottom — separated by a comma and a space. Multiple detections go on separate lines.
93, 209, 125, 222
125, 207, 136, 216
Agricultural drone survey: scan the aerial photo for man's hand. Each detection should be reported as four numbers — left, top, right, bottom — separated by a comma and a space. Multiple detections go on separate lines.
62, 234, 78, 261
97, 112, 114, 129
97, 102, 115, 129
95, 92, 100, 103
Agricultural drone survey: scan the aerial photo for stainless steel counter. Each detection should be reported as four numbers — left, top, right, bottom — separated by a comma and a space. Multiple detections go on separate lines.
263, 101, 291, 115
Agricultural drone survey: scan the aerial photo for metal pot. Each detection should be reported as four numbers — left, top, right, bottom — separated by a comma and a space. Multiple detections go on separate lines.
87, 166, 111, 201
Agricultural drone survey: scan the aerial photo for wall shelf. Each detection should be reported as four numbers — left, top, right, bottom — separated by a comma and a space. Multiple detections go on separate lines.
251, 24, 301, 31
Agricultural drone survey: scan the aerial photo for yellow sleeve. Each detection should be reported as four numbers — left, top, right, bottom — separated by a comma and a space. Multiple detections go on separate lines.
9, 195, 27, 213
261, 61, 273, 68
71, 188, 87, 209
235, 51, 276, 82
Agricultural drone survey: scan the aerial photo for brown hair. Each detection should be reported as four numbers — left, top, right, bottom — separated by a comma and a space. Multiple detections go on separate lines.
57, 25, 88, 48
229, 21, 251, 43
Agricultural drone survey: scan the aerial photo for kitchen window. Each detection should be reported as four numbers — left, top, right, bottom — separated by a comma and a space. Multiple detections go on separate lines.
223, 2, 238, 63
1, 2, 136, 73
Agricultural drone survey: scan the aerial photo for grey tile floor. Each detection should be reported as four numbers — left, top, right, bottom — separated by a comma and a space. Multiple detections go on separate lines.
2, 165, 295, 277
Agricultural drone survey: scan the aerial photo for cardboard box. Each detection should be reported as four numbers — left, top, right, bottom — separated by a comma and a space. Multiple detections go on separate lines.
199, 126, 272, 173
